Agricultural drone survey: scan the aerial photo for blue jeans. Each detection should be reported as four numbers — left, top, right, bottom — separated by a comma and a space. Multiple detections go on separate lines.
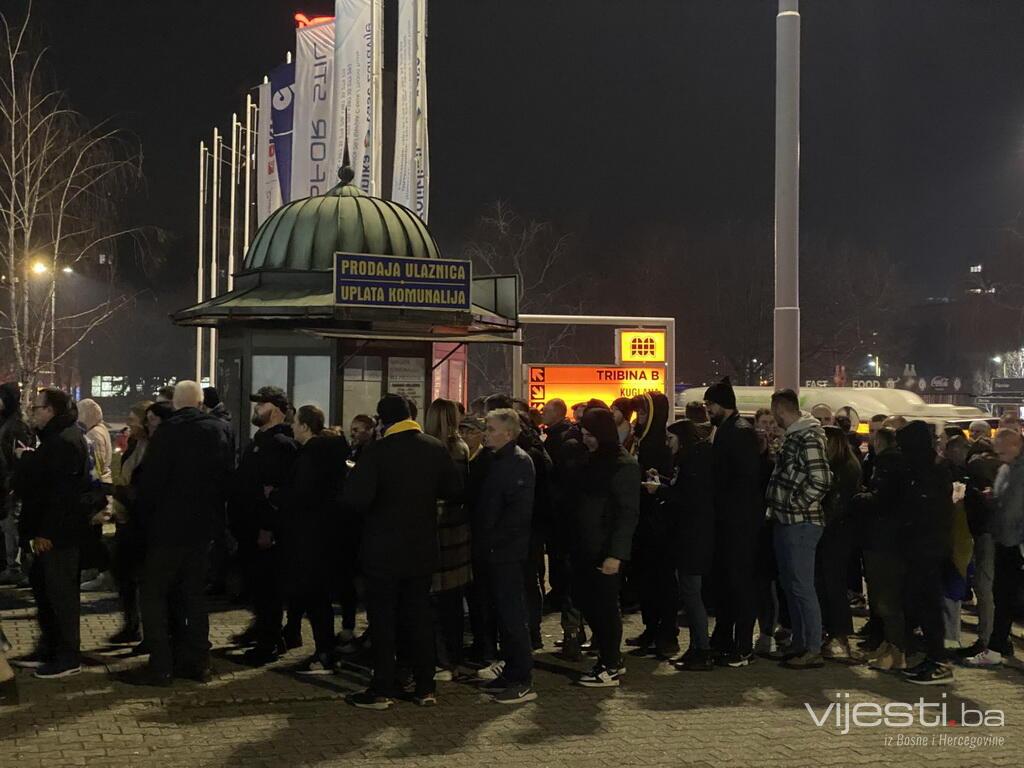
773, 521, 824, 655
678, 574, 709, 651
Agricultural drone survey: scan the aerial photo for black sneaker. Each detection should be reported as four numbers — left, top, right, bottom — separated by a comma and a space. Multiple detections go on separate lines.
492, 685, 537, 704
128, 641, 151, 657
118, 667, 172, 687
108, 627, 142, 646
674, 650, 715, 672
295, 653, 334, 676
654, 641, 681, 660
230, 624, 259, 647
900, 660, 930, 678
348, 690, 394, 710
481, 675, 510, 693
34, 660, 82, 680
577, 664, 623, 688
718, 651, 755, 668
174, 666, 213, 684
624, 631, 652, 649
905, 662, 954, 686
954, 641, 985, 659
768, 646, 804, 662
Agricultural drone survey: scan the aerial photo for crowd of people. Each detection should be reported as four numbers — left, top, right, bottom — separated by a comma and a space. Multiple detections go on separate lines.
1, 375, 1023, 709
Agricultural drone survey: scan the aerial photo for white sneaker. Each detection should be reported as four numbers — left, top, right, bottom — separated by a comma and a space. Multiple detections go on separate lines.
434, 667, 454, 682
476, 660, 506, 681
962, 649, 1003, 668
754, 633, 776, 656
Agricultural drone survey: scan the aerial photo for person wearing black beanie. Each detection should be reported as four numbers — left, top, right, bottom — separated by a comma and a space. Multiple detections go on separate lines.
703, 377, 764, 667
568, 408, 641, 687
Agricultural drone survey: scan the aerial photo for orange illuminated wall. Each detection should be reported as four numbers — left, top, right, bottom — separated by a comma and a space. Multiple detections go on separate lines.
527, 365, 667, 412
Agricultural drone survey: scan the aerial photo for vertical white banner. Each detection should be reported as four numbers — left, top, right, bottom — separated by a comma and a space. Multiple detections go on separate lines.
333, 0, 382, 196
292, 19, 336, 200
256, 82, 282, 224
393, 0, 429, 221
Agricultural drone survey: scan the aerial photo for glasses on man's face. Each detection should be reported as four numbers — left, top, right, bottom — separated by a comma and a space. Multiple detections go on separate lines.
30, 404, 49, 411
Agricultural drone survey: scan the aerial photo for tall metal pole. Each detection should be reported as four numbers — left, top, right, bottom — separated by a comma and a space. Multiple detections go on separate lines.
243, 94, 253, 254
209, 127, 220, 386
196, 140, 206, 382
774, 0, 801, 393
227, 113, 238, 293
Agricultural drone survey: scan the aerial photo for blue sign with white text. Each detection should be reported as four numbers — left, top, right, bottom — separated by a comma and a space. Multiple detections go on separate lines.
334, 253, 472, 311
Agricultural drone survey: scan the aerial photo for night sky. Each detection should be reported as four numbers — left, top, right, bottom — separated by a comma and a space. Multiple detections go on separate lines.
28, 0, 1024, 372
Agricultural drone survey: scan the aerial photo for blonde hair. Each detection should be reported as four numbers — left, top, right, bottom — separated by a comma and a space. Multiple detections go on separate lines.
426, 398, 469, 462
173, 380, 203, 410
486, 408, 522, 439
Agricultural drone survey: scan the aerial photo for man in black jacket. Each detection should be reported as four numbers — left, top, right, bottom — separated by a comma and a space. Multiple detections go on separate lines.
704, 377, 763, 667
129, 381, 234, 686
11, 388, 90, 679
230, 385, 299, 666
344, 394, 462, 710
472, 408, 537, 704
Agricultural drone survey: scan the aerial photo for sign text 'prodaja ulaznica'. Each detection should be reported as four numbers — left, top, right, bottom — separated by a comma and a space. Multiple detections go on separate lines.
334, 253, 472, 311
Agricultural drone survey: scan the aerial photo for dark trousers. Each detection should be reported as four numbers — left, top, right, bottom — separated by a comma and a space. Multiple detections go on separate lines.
816, 521, 855, 638
865, 549, 906, 649
366, 572, 434, 697
678, 573, 710, 651
990, 544, 1024, 657
710, 531, 758, 656
251, 547, 284, 651
636, 517, 679, 646
432, 587, 465, 670
522, 533, 545, 645
467, 562, 498, 660
574, 563, 623, 669
486, 560, 533, 685
294, 587, 335, 656
29, 544, 81, 664
140, 543, 210, 677
903, 555, 946, 662
112, 523, 143, 633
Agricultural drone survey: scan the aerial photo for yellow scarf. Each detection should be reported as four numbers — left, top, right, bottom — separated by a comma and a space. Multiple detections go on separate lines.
384, 419, 422, 437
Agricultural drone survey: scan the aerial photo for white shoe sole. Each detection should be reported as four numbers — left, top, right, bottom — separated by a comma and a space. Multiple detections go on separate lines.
577, 678, 620, 688
906, 676, 954, 686
494, 691, 538, 704
34, 667, 81, 679
10, 660, 45, 669
295, 668, 334, 676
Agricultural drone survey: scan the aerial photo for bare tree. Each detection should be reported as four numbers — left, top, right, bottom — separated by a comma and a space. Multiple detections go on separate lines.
0, 6, 148, 393
461, 201, 583, 396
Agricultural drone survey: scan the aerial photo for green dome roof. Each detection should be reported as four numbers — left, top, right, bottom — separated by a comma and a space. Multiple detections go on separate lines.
243, 181, 440, 271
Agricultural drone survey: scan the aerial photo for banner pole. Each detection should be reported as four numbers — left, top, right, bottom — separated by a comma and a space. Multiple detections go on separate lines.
243, 95, 253, 254
196, 140, 206, 382
227, 113, 238, 293
209, 127, 220, 387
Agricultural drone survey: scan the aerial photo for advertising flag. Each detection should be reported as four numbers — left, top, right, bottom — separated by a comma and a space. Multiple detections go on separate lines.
393, 0, 429, 221
292, 18, 336, 200
332, 0, 382, 196
256, 82, 282, 223
269, 62, 295, 204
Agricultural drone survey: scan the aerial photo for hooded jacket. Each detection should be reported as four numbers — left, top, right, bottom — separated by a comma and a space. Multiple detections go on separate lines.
710, 411, 764, 530
137, 406, 234, 547
896, 420, 953, 559
767, 415, 833, 526
570, 447, 641, 563
13, 409, 91, 544
77, 398, 113, 484
634, 392, 672, 476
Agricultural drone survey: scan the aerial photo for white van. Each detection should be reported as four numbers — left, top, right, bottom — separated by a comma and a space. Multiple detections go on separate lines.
676, 386, 993, 434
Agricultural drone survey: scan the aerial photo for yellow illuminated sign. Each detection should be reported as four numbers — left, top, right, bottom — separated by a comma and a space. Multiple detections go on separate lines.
526, 364, 667, 413
616, 329, 666, 364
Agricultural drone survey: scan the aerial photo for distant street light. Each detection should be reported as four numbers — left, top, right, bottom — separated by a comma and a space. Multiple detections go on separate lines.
993, 356, 1003, 364
62, 266, 73, 274
30, 261, 48, 275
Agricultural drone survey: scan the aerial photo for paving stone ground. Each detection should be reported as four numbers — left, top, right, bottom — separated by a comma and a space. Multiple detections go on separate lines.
2, 585, 1024, 768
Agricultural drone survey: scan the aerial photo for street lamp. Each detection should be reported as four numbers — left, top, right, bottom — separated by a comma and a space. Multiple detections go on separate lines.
30, 261, 48, 275
61, 266, 73, 274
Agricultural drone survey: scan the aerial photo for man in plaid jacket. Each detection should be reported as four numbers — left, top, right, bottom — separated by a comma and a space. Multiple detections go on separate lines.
766, 389, 833, 670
